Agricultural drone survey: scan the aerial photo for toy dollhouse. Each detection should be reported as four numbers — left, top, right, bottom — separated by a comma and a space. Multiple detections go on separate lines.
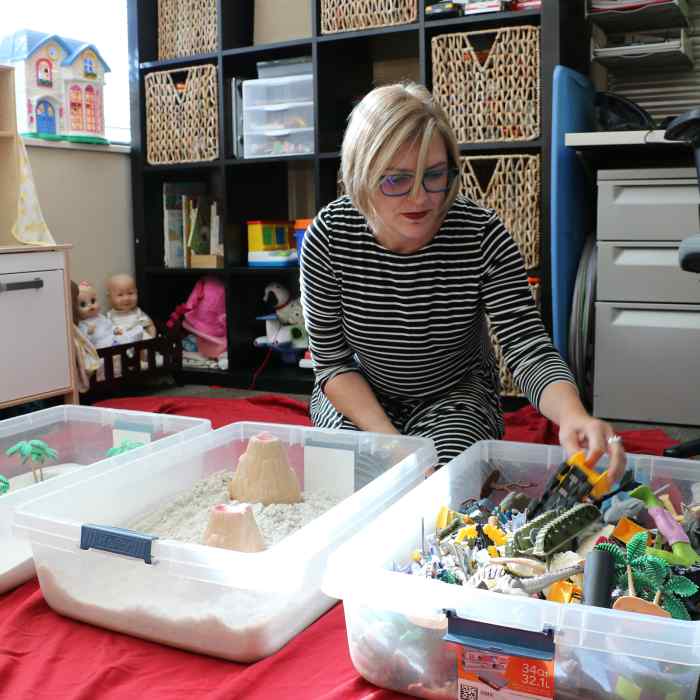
0, 29, 110, 144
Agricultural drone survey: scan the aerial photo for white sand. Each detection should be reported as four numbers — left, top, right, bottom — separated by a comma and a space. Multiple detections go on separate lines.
128, 468, 341, 548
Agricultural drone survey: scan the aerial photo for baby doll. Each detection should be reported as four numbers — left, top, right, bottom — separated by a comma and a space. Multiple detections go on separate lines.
106, 273, 156, 343
76, 281, 117, 349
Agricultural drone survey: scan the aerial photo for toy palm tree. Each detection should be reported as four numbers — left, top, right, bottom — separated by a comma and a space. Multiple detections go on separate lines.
595, 531, 698, 619
0, 474, 9, 495
5, 439, 58, 484
105, 441, 144, 457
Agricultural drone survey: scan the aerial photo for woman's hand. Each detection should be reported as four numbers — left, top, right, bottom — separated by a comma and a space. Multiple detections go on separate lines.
558, 413, 626, 483
539, 381, 627, 483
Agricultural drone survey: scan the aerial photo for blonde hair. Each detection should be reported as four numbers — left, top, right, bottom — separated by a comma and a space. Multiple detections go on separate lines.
341, 82, 461, 224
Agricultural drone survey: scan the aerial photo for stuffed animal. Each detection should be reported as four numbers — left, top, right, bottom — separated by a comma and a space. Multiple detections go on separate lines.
263, 282, 304, 326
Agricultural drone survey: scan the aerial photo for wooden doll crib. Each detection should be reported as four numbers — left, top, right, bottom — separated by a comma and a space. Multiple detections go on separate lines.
82, 321, 183, 402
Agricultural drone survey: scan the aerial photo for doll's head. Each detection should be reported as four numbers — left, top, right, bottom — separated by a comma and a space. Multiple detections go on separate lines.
107, 273, 138, 313
77, 281, 100, 320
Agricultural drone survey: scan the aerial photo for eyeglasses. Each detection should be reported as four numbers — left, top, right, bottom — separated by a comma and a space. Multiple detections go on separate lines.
378, 166, 459, 197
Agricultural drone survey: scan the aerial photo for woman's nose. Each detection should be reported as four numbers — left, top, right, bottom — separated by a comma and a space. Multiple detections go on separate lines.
407, 184, 429, 205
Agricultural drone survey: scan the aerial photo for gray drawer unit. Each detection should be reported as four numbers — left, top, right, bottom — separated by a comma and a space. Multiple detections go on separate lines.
594, 301, 700, 424
597, 168, 700, 241
597, 241, 700, 304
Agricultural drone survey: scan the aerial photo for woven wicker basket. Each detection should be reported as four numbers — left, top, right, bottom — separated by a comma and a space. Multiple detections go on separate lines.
321, 0, 417, 34
489, 282, 541, 397
145, 64, 219, 165
432, 25, 540, 143
459, 154, 540, 270
158, 0, 218, 60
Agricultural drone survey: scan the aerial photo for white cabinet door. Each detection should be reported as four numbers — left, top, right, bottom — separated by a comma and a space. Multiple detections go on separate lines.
0, 269, 71, 402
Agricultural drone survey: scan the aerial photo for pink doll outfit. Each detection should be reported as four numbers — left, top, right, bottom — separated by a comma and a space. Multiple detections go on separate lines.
181, 276, 227, 358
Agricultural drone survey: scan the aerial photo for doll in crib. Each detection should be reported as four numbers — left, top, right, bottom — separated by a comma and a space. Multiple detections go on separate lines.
106, 273, 156, 344
76, 281, 118, 349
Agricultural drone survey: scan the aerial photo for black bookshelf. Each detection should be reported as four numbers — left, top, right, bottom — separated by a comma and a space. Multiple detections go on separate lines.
127, 0, 589, 394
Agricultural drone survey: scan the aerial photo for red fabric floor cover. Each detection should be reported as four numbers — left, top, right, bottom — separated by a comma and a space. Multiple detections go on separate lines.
0, 395, 677, 700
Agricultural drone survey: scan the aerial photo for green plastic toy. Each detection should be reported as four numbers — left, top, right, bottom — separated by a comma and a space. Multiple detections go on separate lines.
105, 441, 144, 457
595, 531, 698, 620
5, 439, 58, 484
0, 474, 9, 495
629, 485, 700, 567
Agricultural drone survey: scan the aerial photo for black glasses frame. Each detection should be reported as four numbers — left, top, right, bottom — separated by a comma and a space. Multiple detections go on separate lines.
379, 166, 460, 197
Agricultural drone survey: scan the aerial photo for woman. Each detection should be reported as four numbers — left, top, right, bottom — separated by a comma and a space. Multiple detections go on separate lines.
300, 82, 625, 479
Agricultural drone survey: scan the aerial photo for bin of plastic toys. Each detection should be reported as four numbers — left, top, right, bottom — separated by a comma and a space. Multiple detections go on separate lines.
323, 440, 700, 699
13, 422, 436, 662
0, 405, 210, 594
294, 218, 312, 261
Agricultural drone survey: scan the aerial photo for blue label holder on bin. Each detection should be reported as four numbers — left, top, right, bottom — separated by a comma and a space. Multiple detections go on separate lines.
443, 610, 555, 660
80, 524, 159, 564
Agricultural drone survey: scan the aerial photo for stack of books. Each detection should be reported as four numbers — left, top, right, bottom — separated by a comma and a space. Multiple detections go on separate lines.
162, 182, 224, 269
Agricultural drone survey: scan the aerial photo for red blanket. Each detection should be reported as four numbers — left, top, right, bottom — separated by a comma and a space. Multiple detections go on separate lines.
0, 395, 676, 700
95, 394, 676, 457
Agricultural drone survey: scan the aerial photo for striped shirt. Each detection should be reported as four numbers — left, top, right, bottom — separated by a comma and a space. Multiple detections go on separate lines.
299, 195, 575, 408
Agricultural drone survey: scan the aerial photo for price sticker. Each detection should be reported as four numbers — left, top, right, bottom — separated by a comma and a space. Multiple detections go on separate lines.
453, 644, 554, 700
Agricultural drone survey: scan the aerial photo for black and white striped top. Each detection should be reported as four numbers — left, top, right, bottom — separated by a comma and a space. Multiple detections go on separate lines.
299, 195, 575, 408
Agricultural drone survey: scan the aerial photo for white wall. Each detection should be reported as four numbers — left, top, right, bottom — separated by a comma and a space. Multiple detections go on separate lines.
25, 141, 133, 308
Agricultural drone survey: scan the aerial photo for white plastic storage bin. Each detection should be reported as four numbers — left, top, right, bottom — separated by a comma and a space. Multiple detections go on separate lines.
244, 101, 314, 132
242, 74, 313, 107
323, 440, 700, 700
0, 405, 210, 594
243, 128, 314, 158
13, 422, 436, 662
241, 74, 314, 159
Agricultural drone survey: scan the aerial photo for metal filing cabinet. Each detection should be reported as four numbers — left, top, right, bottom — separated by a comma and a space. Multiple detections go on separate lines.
593, 168, 700, 424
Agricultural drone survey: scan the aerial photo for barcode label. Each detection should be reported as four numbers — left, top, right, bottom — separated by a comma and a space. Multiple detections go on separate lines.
459, 681, 479, 700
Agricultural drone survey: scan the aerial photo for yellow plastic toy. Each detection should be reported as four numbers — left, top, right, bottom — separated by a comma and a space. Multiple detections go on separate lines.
247, 220, 297, 268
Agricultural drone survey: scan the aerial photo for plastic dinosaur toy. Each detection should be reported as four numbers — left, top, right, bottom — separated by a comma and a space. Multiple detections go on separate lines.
507, 509, 561, 556
629, 485, 700, 567
490, 563, 584, 597
532, 503, 601, 557
527, 451, 612, 520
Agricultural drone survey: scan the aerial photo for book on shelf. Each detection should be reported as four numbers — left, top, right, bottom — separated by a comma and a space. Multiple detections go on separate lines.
187, 195, 211, 255
161, 181, 206, 268
209, 200, 224, 257
186, 196, 225, 268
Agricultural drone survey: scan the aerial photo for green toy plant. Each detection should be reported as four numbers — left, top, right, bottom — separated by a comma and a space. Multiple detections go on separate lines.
0, 474, 9, 495
105, 441, 144, 457
595, 531, 699, 620
5, 439, 58, 484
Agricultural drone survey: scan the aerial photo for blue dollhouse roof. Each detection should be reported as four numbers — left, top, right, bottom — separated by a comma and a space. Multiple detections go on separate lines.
0, 29, 110, 72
